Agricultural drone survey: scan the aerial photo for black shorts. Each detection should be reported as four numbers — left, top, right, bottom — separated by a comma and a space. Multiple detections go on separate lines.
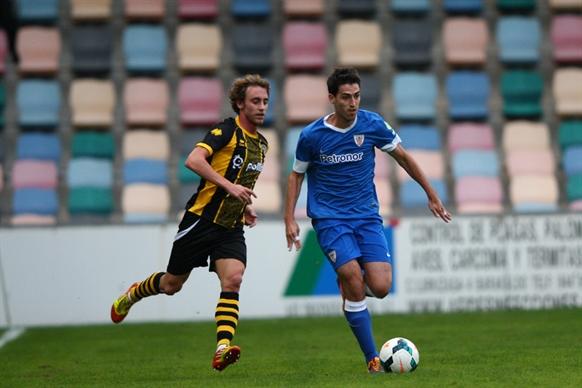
167, 211, 246, 275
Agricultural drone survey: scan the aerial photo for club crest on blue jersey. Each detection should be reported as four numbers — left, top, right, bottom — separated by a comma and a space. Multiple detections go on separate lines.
353, 134, 365, 147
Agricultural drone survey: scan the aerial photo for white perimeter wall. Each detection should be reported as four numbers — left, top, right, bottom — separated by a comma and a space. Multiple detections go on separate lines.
1, 214, 581, 327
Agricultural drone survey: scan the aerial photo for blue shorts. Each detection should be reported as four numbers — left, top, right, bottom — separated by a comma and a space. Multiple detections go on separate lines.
312, 218, 392, 271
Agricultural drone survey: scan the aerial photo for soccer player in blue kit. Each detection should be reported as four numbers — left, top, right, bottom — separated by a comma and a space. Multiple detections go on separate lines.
284, 68, 452, 373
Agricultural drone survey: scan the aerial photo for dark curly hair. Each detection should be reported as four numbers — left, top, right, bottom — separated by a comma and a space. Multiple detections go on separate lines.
229, 74, 270, 113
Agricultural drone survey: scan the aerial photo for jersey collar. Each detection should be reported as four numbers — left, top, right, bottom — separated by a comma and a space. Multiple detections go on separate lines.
323, 113, 358, 133
235, 116, 259, 138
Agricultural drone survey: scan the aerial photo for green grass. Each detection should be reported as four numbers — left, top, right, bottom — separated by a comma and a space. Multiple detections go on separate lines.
1, 309, 582, 387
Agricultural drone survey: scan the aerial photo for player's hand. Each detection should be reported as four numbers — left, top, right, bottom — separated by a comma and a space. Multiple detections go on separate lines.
244, 205, 258, 228
227, 183, 257, 204
285, 219, 302, 252
428, 196, 452, 223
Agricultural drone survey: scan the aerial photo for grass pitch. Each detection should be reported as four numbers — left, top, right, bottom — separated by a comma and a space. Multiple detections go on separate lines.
1, 309, 581, 387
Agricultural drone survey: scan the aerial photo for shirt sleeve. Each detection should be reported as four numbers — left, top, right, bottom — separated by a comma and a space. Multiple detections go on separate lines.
377, 120, 402, 153
196, 125, 234, 156
293, 131, 311, 173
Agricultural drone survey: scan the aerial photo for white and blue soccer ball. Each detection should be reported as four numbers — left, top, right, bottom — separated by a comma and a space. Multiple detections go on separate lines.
379, 337, 420, 373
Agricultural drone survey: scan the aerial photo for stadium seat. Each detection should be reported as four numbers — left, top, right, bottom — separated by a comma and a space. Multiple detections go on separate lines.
336, 20, 381, 69
71, 24, 113, 75
400, 179, 447, 209
443, 0, 483, 13
563, 146, 582, 176
180, 129, 206, 156
337, 0, 377, 17
123, 25, 167, 74
452, 150, 499, 178
125, 0, 165, 20
502, 121, 550, 151
68, 187, 113, 215
178, 156, 201, 184
177, 24, 221, 73
559, 121, 582, 150
70, 79, 115, 128
285, 127, 303, 174
260, 130, 280, 180
284, 75, 329, 124
571, 200, 582, 211
122, 184, 170, 223
497, 17, 540, 64
506, 149, 555, 176
392, 19, 432, 67
283, 0, 324, 17
0, 165, 3, 192
253, 180, 281, 213
510, 175, 558, 212
553, 68, 582, 117
283, 22, 327, 71
12, 160, 58, 189
16, 79, 60, 128
448, 123, 495, 152
124, 79, 169, 127
497, 0, 535, 12
17, 27, 60, 75
70, 0, 112, 21
501, 71, 543, 118
178, 0, 218, 19
0, 31, 6, 74
455, 177, 503, 214
374, 177, 392, 216
0, 84, 4, 126
359, 73, 382, 111
391, 0, 430, 14
446, 71, 490, 120
123, 130, 170, 160
264, 80, 277, 126
231, 0, 271, 18
67, 158, 113, 188
549, 0, 582, 11
551, 15, 582, 64
567, 175, 582, 201
393, 73, 437, 120
397, 125, 441, 150
72, 132, 115, 159
11, 214, 56, 225
17, 133, 60, 161
16, 0, 58, 23
397, 151, 444, 182
178, 77, 222, 126
13, 188, 58, 216
443, 18, 488, 66
123, 159, 168, 185
232, 23, 273, 72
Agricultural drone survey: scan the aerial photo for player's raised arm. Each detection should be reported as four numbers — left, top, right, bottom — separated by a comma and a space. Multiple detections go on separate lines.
284, 171, 305, 251
389, 144, 452, 223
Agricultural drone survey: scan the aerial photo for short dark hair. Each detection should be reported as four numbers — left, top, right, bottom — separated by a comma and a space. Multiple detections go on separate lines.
327, 67, 361, 96
229, 74, 270, 113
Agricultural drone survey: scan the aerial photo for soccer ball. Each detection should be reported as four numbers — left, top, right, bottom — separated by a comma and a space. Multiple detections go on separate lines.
379, 337, 420, 373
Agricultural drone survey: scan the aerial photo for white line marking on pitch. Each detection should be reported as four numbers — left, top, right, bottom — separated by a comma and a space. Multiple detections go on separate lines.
0, 328, 26, 350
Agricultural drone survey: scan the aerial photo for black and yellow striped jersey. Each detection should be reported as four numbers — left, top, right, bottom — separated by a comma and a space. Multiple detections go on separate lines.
186, 117, 268, 229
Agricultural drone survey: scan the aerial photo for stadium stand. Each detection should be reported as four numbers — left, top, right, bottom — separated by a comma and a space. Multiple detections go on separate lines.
178, 0, 219, 20
549, 0, 582, 11
125, 0, 165, 21
443, 18, 488, 66
231, 23, 273, 72
391, 19, 432, 67
70, 0, 112, 21
337, 0, 377, 18
16, 0, 59, 23
501, 71, 543, 118
283, 0, 324, 17
17, 26, 60, 74
393, 73, 437, 120
551, 15, 582, 64
391, 0, 431, 14
71, 24, 113, 75
553, 68, 582, 116
446, 71, 490, 120
176, 23, 221, 73
0, 31, 7, 74
284, 75, 329, 124
443, 0, 483, 14
178, 77, 222, 126
335, 20, 381, 69
123, 24, 167, 74
497, 17, 541, 64
124, 79, 169, 127
231, 0, 271, 19
16, 79, 60, 128
283, 22, 327, 71
70, 79, 115, 128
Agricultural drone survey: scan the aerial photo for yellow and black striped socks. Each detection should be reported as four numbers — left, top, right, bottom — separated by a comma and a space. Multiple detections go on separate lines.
215, 292, 239, 348
129, 272, 164, 303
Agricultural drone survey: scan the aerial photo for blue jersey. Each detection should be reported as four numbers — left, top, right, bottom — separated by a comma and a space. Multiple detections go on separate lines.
293, 109, 401, 220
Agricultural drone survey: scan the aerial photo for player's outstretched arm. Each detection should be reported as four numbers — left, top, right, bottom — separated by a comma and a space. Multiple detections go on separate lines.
284, 171, 305, 251
389, 144, 452, 223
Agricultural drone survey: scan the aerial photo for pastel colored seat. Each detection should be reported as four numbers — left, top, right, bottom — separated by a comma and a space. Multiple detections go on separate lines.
264, 79, 277, 126
123, 130, 170, 160
11, 214, 56, 225
443, 18, 488, 65
567, 175, 582, 201
285, 75, 329, 124
336, 20, 381, 69
17, 133, 60, 161
123, 25, 167, 74
72, 132, 115, 159
448, 123, 495, 152
0, 31, 6, 74
232, 23, 273, 72
452, 150, 499, 178
122, 184, 170, 223
283, 0, 324, 17
397, 151, 444, 181
497, 17, 540, 64
178, 0, 218, 19
12, 160, 58, 189
455, 177, 503, 213
285, 127, 303, 174
553, 68, 582, 116
125, 0, 165, 20
70, 79, 115, 127
392, 19, 432, 67
446, 71, 490, 120
558, 121, 582, 150
177, 24, 222, 72
123, 159, 168, 184
393, 73, 437, 120
501, 71, 543, 118
13, 188, 58, 216
67, 158, 113, 187
563, 146, 582, 176
506, 149, 555, 176
17, 79, 60, 127
497, 0, 535, 11
68, 187, 113, 215
375, 178, 393, 216
283, 22, 326, 71
259, 130, 280, 181
71, 24, 113, 75
71, 0, 112, 21
124, 79, 169, 126
337, 0, 377, 17
178, 77, 222, 126
510, 175, 558, 211
400, 179, 447, 209
391, 0, 430, 13
570, 200, 582, 211
551, 15, 582, 64
253, 180, 281, 213
178, 156, 201, 184
374, 148, 392, 179
231, 0, 271, 18
443, 0, 483, 13
549, 0, 582, 10
17, 27, 60, 75
359, 73, 382, 111
17, 0, 58, 23
180, 129, 207, 156
398, 125, 441, 151
502, 121, 550, 151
